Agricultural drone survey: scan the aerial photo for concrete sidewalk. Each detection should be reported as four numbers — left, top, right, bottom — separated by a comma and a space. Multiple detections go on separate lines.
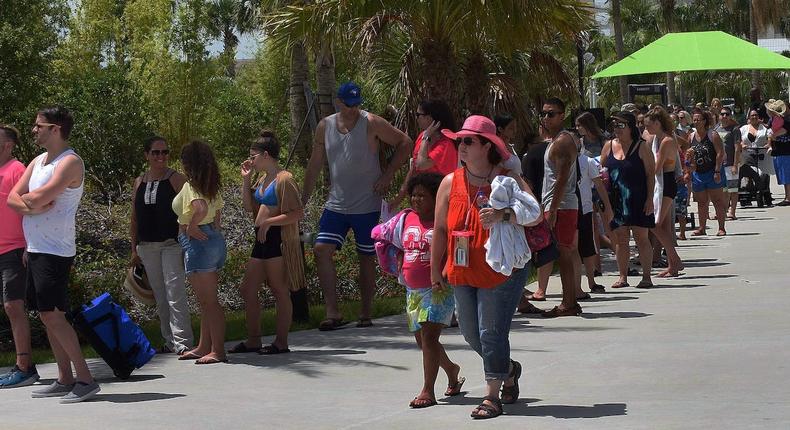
2, 189, 790, 429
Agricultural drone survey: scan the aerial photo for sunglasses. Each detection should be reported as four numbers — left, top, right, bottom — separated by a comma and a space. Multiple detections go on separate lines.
720, 112, 730, 116
455, 137, 481, 146
609, 121, 627, 129
149, 149, 170, 156
416, 112, 429, 117
539, 111, 563, 119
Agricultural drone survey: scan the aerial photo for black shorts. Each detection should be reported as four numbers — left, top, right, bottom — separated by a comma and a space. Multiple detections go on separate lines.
251, 226, 283, 260
25, 252, 74, 312
662, 172, 678, 199
0, 248, 27, 304
578, 211, 597, 258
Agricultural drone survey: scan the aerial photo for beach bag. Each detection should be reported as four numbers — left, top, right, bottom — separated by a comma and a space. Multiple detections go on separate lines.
371, 209, 410, 280
68, 292, 156, 379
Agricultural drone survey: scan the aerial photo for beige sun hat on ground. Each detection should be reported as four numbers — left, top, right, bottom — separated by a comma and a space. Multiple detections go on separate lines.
123, 264, 155, 305
765, 99, 787, 116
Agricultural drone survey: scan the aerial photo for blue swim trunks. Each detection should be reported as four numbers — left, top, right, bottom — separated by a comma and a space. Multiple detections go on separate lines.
315, 209, 380, 255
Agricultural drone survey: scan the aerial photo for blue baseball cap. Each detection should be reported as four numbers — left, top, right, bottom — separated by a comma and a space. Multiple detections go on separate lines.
337, 81, 363, 107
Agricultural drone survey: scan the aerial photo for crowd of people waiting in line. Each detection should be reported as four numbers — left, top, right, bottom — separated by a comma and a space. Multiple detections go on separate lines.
1, 83, 789, 419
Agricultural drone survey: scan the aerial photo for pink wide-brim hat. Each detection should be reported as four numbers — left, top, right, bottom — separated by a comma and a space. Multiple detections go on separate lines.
440, 115, 511, 160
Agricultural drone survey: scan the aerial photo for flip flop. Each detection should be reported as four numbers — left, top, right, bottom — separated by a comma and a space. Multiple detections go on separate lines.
576, 293, 592, 300
657, 270, 679, 278
258, 344, 290, 355
319, 318, 348, 331
195, 357, 228, 365
590, 284, 606, 293
356, 318, 374, 328
444, 376, 466, 396
409, 397, 437, 409
611, 281, 629, 289
178, 351, 205, 360
227, 342, 261, 354
636, 280, 654, 289
526, 294, 546, 301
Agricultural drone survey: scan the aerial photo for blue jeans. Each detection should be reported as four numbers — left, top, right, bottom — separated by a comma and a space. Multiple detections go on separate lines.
177, 225, 227, 275
453, 268, 529, 381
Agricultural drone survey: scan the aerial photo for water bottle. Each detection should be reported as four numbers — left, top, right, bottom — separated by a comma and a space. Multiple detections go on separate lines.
475, 191, 490, 209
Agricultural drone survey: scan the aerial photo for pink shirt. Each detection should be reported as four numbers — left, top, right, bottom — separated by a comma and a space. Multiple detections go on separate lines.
413, 131, 458, 176
401, 211, 434, 289
0, 159, 26, 255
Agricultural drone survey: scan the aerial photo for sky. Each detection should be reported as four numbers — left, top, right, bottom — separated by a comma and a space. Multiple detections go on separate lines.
208, 33, 260, 60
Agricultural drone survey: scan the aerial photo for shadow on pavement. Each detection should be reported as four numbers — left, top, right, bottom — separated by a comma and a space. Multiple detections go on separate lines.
581, 296, 639, 302
223, 348, 409, 377
445, 396, 627, 419
678, 274, 737, 280
725, 232, 760, 236
580, 312, 651, 319
511, 402, 627, 418
652, 283, 706, 289
683, 261, 729, 268
94, 392, 186, 403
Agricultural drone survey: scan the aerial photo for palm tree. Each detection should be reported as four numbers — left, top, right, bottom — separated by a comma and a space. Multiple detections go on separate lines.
264, 0, 594, 129
208, 0, 260, 76
658, 0, 676, 104
611, 0, 628, 104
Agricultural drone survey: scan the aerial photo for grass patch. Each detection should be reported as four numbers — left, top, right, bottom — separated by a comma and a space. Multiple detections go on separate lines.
0, 296, 407, 368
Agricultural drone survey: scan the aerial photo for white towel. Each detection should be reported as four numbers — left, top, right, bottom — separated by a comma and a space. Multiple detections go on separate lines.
485, 176, 542, 275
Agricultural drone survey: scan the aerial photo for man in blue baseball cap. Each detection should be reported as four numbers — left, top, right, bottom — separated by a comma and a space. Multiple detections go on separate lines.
337, 82, 363, 107
302, 81, 411, 331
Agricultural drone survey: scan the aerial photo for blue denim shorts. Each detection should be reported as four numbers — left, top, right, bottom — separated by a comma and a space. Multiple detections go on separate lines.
177, 225, 227, 275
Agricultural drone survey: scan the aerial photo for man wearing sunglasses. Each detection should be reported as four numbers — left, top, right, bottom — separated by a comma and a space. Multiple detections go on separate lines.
302, 82, 411, 331
714, 106, 742, 219
7, 106, 99, 403
0, 125, 40, 389
538, 98, 583, 318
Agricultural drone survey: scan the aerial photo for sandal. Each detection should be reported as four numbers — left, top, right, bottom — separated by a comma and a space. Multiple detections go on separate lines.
627, 268, 640, 276
501, 360, 521, 404
590, 284, 606, 293
445, 376, 466, 396
525, 293, 546, 301
318, 318, 348, 331
517, 301, 543, 314
657, 269, 679, 278
576, 293, 592, 301
356, 318, 374, 328
471, 396, 503, 419
195, 356, 228, 365
541, 304, 582, 318
409, 397, 437, 409
636, 280, 653, 289
691, 229, 706, 236
227, 342, 261, 354
258, 344, 290, 355
611, 280, 629, 289
716, 229, 727, 236
178, 351, 205, 360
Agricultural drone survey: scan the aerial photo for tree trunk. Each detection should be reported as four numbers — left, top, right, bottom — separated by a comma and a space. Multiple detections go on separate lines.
315, 41, 336, 120
612, 0, 628, 105
420, 38, 462, 122
463, 50, 489, 115
750, 1, 761, 91
289, 41, 311, 163
223, 28, 238, 77
667, 72, 676, 105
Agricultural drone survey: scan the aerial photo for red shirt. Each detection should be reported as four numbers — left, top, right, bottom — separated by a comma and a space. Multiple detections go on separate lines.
0, 159, 26, 255
413, 131, 458, 176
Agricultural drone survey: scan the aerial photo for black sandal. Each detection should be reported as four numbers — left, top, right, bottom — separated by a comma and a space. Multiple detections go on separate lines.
227, 342, 261, 354
258, 344, 290, 355
471, 396, 503, 419
501, 360, 522, 404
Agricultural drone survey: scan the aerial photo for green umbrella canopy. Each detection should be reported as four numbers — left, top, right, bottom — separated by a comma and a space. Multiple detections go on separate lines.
592, 31, 790, 78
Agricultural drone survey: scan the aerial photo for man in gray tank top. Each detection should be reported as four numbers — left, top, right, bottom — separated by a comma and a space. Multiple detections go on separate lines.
539, 98, 583, 318
302, 82, 411, 330
8, 106, 100, 402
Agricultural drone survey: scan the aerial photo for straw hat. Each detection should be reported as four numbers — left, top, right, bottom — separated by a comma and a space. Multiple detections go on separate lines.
123, 264, 155, 306
765, 99, 787, 116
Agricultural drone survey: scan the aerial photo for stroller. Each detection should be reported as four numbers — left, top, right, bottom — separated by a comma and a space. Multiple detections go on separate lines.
738, 147, 773, 208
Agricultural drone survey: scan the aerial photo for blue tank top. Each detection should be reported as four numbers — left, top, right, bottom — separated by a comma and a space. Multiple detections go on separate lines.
255, 181, 278, 206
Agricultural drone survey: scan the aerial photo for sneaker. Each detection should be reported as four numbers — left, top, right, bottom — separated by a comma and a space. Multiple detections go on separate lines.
0, 365, 40, 388
31, 381, 75, 398
60, 381, 100, 404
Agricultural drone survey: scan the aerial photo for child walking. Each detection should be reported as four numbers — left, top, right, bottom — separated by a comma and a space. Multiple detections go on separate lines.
373, 172, 464, 408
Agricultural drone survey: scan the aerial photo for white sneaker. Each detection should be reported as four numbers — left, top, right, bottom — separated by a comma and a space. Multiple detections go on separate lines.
59, 381, 100, 404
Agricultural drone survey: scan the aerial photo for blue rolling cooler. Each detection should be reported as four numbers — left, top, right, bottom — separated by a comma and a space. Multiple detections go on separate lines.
68, 292, 156, 379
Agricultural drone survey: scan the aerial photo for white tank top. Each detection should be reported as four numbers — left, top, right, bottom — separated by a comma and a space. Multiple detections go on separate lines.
23, 149, 84, 257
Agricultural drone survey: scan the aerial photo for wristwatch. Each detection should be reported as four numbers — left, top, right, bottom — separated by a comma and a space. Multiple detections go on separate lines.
502, 209, 511, 222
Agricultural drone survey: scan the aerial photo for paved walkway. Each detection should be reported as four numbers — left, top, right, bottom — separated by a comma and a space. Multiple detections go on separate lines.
3, 186, 790, 429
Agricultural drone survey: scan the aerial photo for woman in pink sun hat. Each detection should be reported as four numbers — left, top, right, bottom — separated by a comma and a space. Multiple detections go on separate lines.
432, 115, 542, 419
